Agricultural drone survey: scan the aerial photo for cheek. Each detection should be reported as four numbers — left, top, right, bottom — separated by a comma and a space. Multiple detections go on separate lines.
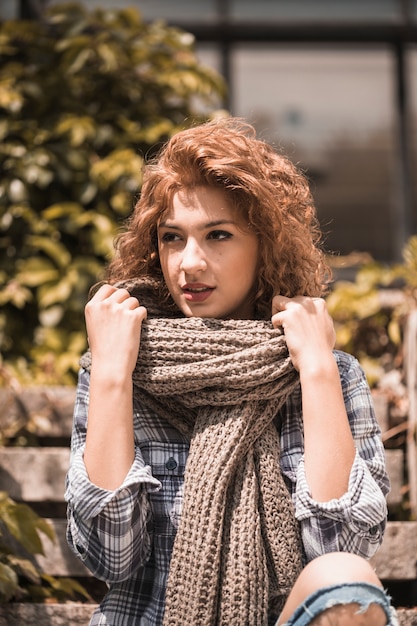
157, 247, 167, 275
159, 251, 177, 283
242, 241, 260, 275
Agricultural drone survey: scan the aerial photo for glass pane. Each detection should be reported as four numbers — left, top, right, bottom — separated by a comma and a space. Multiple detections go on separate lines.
73, 0, 217, 22
232, 45, 397, 261
0, 0, 18, 20
76, 0, 412, 24
230, 0, 402, 22
196, 43, 223, 75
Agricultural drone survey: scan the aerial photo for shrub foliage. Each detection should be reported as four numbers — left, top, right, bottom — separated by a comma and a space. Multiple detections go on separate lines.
0, 491, 90, 602
327, 236, 417, 386
0, 2, 225, 384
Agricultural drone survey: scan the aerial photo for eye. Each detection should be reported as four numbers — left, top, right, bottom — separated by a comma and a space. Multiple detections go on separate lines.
160, 232, 181, 243
207, 230, 232, 241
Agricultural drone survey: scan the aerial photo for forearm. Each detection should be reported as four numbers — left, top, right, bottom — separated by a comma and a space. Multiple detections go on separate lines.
280, 349, 389, 558
81, 283, 147, 490
84, 370, 135, 490
300, 353, 356, 502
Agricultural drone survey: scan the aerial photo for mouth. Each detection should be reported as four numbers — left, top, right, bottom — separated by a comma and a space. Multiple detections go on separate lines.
182, 284, 215, 303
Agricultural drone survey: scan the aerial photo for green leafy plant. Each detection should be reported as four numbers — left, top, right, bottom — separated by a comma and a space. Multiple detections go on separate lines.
0, 2, 226, 385
326, 236, 417, 386
0, 491, 89, 602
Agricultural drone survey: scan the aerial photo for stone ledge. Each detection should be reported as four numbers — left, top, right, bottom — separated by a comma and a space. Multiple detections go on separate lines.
0, 447, 70, 501
370, 521, 417, 580
9, 517, 417, 582
0, 386, 76, 439
0, 604, 415, 625
396, 608, 417, 626
0, 603, 97, 626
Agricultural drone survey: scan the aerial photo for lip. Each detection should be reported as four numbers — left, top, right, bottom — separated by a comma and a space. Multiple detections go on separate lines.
182, 283, 215, 303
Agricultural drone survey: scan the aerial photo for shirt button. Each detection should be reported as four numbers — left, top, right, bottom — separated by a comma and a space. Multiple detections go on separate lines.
165, 457, 178, 470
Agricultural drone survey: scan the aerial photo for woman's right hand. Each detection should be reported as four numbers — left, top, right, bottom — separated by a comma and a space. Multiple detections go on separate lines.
83, 284, 146, 488
85, 283, 148, 378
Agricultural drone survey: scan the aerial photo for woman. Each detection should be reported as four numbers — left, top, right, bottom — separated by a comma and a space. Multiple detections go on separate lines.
66, 117, 397, 625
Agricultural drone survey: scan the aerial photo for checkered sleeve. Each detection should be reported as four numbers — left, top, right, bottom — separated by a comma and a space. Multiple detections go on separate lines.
281, 351, 390, 563
65, 369, 161, 582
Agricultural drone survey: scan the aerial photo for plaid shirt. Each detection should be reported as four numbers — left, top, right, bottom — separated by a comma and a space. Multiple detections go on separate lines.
65, 350, 390, 626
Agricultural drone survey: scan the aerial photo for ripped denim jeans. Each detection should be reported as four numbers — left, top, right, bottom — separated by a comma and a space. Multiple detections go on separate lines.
279, 582, 398, 626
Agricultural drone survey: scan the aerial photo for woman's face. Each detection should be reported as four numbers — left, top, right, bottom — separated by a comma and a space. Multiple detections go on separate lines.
157, 186, 260, 319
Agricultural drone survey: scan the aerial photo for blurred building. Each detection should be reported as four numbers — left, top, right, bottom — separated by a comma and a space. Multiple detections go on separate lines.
3, 0, 417, 263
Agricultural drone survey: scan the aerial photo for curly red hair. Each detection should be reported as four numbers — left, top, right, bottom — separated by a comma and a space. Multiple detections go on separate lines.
107, 117, 331, 318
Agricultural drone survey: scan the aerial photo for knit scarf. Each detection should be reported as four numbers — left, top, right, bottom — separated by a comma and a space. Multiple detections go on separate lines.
81, 279, 303, 625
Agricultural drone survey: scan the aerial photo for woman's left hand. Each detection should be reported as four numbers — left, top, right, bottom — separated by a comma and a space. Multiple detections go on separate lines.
271, 295, 336, 373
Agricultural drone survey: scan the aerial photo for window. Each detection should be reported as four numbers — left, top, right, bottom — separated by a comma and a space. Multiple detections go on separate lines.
232, 45, 397, 259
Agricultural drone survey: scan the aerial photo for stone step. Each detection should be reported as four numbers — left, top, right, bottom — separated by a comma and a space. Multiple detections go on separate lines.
0, 446, 405, 507
25, 518, 414, 582
0, 603, 415, 625
0, 386, 75, 439
370, 521, 417, 580
0, 447, 70, 502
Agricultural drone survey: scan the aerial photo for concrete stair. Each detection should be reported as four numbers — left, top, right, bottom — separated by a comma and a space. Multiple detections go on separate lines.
0, 386, 416, 624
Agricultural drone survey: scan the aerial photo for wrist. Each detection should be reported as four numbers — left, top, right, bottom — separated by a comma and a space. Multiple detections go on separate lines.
90, 365, 133, 390
298, 350, 338, 382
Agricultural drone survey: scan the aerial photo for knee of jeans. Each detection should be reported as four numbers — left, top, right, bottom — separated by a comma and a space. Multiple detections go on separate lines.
279, 583, 398, 626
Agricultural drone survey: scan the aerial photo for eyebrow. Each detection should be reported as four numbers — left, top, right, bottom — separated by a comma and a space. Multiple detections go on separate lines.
158, 219, 237, 230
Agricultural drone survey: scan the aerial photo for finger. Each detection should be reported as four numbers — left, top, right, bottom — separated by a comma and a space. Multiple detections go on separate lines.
271, 312, 284, 330
89, 283, 118, 302
107, 287, 132, 303
123, 296, 141, 310
271, 294, 290, 315
136, 305, 148, 322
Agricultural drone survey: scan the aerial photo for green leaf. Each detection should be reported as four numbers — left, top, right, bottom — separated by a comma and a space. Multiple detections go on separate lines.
388, 319, 402, 345
7, 555, 41, 585
42, 202, 83, 220
0, 562, 19, 602
97, 42, 119, 72
1, 497, 55, 554
90, 148, 143, 188
38, 272, 76, 308
55, 115, 97, 147
0, 281, 32, 308
42, 574, 92, 600
26, 235, 71, 268
0, 78, 24, 113
66, 47, 93, 74
15, 258, 59, 287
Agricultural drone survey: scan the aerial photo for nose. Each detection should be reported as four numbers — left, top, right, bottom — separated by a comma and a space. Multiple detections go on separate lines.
180, 239, 207, 274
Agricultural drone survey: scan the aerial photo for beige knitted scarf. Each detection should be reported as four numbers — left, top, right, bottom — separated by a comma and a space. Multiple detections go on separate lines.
82, 279, 304, 625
